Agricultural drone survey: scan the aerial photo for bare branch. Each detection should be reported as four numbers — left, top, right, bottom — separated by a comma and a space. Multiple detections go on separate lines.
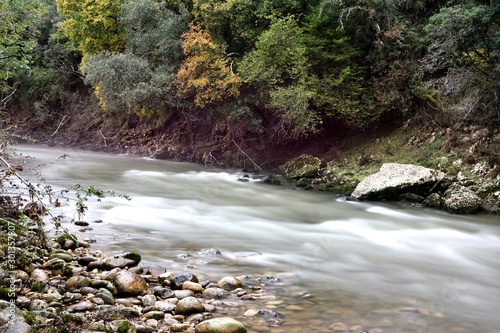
51, 115, 70, 137
232, 139, 263, 172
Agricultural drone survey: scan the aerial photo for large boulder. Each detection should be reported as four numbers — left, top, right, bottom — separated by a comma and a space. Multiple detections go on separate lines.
278, 155, 324, 179
351, 163, 444, 200
195, 317, 247, 333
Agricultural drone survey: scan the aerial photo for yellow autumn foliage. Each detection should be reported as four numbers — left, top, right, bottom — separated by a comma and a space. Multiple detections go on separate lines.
176, 23, 241, 108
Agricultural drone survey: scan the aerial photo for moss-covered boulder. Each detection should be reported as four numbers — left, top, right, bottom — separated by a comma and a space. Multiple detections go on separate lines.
443, 185, 483, 214
278, 155, 324, 179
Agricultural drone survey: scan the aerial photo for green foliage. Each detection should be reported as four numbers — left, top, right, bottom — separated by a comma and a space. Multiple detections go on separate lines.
120, 0, 190, 67
83, 52, 153, 112
0, 0, 48, 109
82, 0, 190, 115
59, 183, 131, 221
424, 2, 496, 76
192, 0, 308, 53
239, 16, 319, 140
56, 0, 126, 59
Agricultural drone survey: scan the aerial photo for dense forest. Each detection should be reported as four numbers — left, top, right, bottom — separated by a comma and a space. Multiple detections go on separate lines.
1, 0, 499, 165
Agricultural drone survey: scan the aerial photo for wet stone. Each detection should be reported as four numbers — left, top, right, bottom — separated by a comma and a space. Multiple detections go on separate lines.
146, 265, 165, 276
155, 300, 176, 312
195, 317, 247, 333
171, 323, 193, 332
183, 281, 204, 293
218, 276, 242, 291
30, 268, 49, 282
143, 311, 164, 320
175, 296, 203, 315
171, 273, 198, 289
174, 289, 195, 299
67, 300, 96, 312
202, 288, 230, 299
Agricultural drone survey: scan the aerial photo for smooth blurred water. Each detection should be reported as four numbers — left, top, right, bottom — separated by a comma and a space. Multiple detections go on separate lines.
14, 145, 500, 333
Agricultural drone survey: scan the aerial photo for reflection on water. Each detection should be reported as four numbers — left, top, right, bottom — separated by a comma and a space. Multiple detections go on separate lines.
16, 145, 500, 333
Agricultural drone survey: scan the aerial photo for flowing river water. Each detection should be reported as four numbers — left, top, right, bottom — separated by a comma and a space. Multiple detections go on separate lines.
14, 145, 500, 333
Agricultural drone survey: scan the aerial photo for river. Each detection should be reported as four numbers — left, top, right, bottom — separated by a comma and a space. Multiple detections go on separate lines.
14, 145, 500, 333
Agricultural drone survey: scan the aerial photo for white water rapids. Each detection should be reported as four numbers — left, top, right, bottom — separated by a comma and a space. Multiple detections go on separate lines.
13, 145, 500, 333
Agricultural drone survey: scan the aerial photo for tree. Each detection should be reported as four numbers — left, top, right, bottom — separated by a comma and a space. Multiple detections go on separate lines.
238, 16, 319, 140
425, 1, 497, 78
176, 23, 242, 108
81, 0, 190, 115
83, 52, 152, 112
55, 0, 126, 60
0, 0, 47, 110
191, 0, 308, 54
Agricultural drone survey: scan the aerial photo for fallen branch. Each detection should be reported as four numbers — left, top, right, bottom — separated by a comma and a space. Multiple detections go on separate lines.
232, 139, 263, 172
98, 130, 107, 147
51, 115, 70, 137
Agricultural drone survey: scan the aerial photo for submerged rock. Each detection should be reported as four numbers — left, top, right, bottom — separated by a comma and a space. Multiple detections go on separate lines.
351, 163, 444, 200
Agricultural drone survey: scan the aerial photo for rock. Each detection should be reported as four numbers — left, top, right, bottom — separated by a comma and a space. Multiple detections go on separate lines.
145, 265, 165, 276
143, 311, 164, 320
95, 288, 115, 305
444, 185, 482, 214
113, 270, 148, 296
110, 320, 136, 333
351, 163, 444, 200
174, 290, 195, 299
67, 300, 96, 312
151, 286, 175, 299
171, 273, 198, 290
0, 300, 31, 333
171, 323, 193, 332
65, 276, 92, 291
243, 309, 259, 317
198, 248, 221, 256
183, 281, 204, 293
29, 299, 48, 310
423, 193, 444, 209
48, 252, 74, 262
175, 296, 203, 315
154, 300, 176, 312
122, 252, 142, 266
262, 175, 283, 185
30, 268, 49, 282
195, 317, 247, 333
278, 154, 324, 179
217, 276, 242, 291
202, 288, 230, 299
88, 257, 137, 270
78, 256, 98, 266
329, 322, 348, 332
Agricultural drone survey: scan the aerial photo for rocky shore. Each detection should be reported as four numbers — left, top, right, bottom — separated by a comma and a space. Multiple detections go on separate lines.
0, 215, 289, 333
264, 153, 500, 215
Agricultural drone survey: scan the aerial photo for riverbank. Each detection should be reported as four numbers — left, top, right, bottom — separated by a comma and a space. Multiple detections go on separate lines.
0, 213, 289, 333
5, 109, 500, 214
